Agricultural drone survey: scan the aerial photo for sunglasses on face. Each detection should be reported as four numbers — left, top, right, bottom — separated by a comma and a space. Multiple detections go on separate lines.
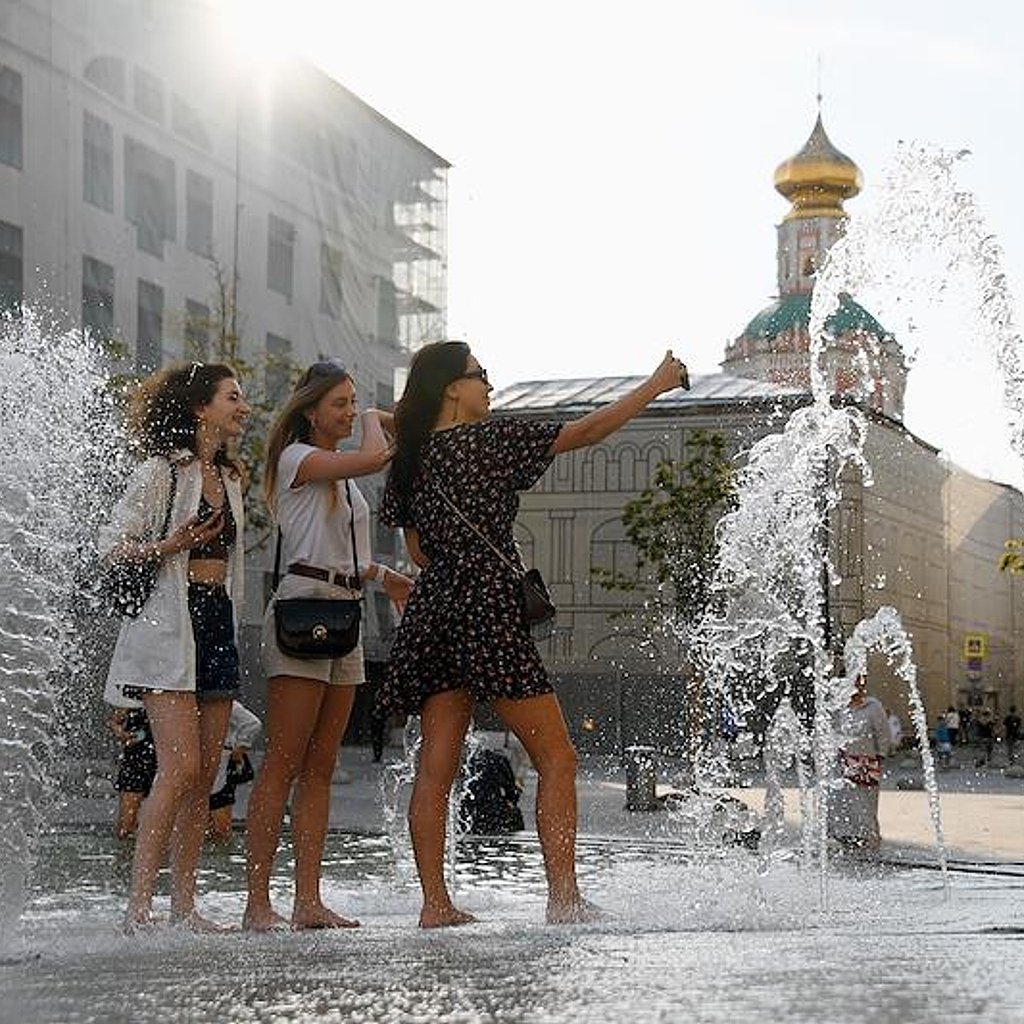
459, 368, 490, 385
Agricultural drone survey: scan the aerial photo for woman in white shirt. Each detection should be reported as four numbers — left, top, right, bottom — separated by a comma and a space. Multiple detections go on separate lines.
101, 361, 250, 931
244, 360, 413, 931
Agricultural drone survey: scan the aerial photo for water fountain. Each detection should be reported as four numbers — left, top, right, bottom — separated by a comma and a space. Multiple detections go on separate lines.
696, 142, 1024, 897
0, 310, 125, 958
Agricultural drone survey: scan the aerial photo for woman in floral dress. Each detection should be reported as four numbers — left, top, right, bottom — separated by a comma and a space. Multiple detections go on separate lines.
378, 341, 687, 927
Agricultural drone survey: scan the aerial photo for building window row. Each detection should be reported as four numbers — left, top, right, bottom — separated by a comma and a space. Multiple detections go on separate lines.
0, 65, 23, 170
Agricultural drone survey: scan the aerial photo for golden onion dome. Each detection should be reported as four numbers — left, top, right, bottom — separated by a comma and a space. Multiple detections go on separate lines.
774, 114, 863, 220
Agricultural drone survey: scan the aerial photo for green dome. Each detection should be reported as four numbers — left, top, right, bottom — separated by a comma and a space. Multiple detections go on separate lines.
742, 293, 889, 340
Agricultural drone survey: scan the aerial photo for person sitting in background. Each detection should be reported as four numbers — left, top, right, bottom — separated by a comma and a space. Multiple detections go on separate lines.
207, 701, 262, 842
109, 707, 156, 840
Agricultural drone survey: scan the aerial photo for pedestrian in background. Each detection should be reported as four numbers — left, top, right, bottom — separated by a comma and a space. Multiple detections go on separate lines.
1003, 706, 1021, 764
944, 706, 960, 749
829, 675, 892, 851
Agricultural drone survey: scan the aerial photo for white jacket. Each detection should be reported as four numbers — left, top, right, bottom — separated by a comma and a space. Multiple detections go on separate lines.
101, 451, 245, 707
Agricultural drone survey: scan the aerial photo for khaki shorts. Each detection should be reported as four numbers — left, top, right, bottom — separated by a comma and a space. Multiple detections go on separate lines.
261, 574, 366, 686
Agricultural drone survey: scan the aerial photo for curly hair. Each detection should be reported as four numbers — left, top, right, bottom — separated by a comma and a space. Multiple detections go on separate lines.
127, 361, 240, 473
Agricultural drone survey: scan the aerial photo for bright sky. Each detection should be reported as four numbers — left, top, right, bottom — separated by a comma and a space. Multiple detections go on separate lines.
232, 0, 1024, 488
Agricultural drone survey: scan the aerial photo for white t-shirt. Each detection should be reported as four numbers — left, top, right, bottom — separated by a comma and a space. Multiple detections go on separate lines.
275, 442, 371, 577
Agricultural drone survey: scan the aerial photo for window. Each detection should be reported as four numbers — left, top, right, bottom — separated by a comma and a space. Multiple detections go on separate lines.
184, 299, 209, 359
136, 279, 163, 373
375, 381, 394, 410
84, 56, 126, 101
125, 137, 176, 257
82, 256, 114, 341
0, 220, 22, 313
265, 332, 292, 405
133, 67, 163, 123
376, 276, 397, 343
267, 214, 294, 300
83, 112, 113, 211
319, 242, 342, 318
186, 170, 213, 257
171, 95, 211, 150
0, 65, 23, 169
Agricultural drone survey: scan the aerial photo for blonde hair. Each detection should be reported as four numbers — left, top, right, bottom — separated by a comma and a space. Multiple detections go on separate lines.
263, 360, 352, 515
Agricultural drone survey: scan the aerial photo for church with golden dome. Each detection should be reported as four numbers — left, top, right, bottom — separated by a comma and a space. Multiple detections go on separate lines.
722, 114, 906, 419
490, 113, 1024, 754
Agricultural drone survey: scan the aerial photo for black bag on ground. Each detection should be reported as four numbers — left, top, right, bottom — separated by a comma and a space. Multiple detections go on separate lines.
98, 460, 177, 618
460, 748, 525, 835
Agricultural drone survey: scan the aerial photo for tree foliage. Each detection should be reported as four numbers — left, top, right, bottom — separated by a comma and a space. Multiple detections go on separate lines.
593, 429, 736, 630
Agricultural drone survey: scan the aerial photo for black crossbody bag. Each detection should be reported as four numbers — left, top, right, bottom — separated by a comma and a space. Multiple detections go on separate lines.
431, 481, 556, 632
273, 480, 363, 659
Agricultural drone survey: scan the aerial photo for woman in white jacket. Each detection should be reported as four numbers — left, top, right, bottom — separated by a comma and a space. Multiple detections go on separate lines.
101, 362, 250, 930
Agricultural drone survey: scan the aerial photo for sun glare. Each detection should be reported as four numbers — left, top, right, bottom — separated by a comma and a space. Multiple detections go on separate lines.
217, 0, 308, 66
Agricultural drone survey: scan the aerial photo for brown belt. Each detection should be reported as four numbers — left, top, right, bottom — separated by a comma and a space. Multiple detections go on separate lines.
286, 563, 362, 591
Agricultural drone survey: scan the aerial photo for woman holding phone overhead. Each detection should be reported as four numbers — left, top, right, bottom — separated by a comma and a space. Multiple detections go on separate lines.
377, 341, 688, 927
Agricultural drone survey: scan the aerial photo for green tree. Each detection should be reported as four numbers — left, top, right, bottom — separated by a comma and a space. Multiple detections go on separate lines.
594, 429, 736, 632
181, 260, 298, 551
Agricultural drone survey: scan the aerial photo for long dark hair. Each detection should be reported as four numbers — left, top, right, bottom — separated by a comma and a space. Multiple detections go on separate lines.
388, 341, 471, 516
127, 361, 239, 473
263, 359, 354, 514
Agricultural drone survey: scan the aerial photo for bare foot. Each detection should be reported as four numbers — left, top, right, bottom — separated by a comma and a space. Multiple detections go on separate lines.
242, 906, 293, 933
122, 908, 157, 934
292, 904, 361, 930
546, 898, 611, 925
419, 905, 478, 929
171, 910, 231, 933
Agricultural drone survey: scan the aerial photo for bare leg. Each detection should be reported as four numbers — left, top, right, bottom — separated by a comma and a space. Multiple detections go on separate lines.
408, 689, 476, 928
115, 792, 145, 840
168, 696, 232, 930
243, 676, 323, 931
291, 684, 359, 929
125, 693, 201, 927
493, 693, 603, 924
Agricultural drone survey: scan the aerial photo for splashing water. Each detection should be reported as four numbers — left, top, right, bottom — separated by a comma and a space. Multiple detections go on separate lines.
696, 142, 1022, 894
0, 312, 124, 954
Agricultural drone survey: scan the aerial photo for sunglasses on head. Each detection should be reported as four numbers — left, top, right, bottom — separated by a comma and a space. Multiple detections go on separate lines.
304, 359, 348, 382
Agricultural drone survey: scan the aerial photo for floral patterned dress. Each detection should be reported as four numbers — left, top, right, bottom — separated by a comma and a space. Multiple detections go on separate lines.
376, 417, 563, 716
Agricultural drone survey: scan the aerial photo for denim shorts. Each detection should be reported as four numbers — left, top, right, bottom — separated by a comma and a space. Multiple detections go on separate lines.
189, 582, 241, 701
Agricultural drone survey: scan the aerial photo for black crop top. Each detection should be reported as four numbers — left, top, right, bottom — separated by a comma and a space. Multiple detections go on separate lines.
189, 494, 237, 561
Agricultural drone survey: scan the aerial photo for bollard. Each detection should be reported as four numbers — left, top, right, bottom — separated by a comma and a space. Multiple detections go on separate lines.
624, 745, 660, 812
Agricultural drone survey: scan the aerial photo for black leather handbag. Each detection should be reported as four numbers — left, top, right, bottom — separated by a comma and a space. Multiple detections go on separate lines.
273, 481, 363, 659
101, 459, 177, 618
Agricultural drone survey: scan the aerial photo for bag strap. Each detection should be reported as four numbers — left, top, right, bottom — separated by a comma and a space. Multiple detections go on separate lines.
429, 477, 525, 580
271, 478, 361, 592
158, 459, 178, 541
344, 479, 361, 584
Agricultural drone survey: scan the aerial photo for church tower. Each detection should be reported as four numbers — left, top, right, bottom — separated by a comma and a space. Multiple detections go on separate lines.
722, 113, 907, 420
